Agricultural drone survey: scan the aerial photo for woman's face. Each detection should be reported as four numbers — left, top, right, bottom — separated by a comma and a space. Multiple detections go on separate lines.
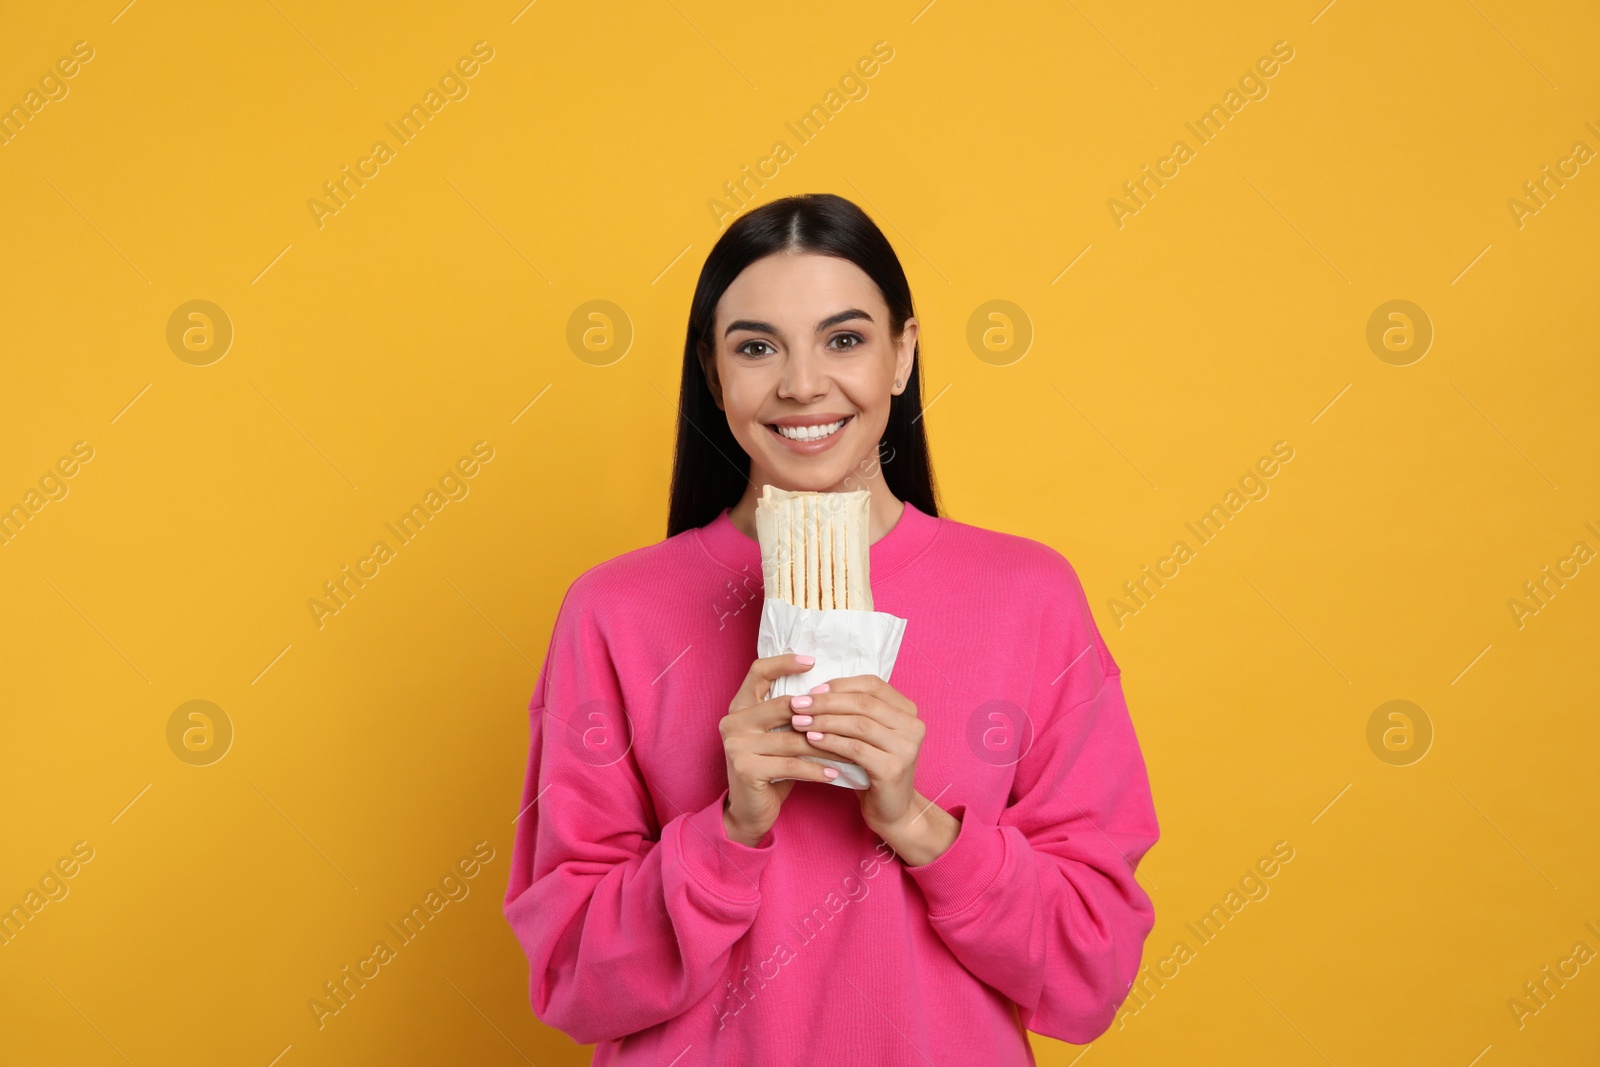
700, 252, 916, 492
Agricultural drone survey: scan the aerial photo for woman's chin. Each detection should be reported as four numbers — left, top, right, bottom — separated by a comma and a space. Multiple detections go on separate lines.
757, 457, 876, 494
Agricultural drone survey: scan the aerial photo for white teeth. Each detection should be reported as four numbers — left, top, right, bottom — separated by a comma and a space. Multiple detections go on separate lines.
775, 418, 846, 441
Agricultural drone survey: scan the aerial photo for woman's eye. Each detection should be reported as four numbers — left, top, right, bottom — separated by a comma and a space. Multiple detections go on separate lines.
829, 333, 864, 351
736, 340, 776, 358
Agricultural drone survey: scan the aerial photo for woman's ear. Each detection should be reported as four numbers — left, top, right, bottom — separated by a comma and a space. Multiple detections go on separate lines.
698, 340, 725, 412
894, 318, 919, 393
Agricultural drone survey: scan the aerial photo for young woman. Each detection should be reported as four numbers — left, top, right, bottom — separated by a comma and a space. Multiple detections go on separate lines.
503, 193, 1160, 1065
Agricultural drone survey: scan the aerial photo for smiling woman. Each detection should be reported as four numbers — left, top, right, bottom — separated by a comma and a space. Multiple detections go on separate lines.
503, 193, 1160, 1065
708, 268, 912, 486
670, 194, 936, 543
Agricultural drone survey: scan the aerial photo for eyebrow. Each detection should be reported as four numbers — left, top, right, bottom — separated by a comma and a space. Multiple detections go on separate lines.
723, 308, 874, 338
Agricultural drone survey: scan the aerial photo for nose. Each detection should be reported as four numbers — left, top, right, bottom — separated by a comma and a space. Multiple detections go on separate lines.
777, 348, 827, 402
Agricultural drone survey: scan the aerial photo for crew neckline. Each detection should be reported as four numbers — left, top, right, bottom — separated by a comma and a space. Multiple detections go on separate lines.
696, 498, 939, 585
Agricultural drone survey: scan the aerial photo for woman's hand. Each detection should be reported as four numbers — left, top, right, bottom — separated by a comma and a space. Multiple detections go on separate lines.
790, 675, 959, 864
720, 653, 840, 847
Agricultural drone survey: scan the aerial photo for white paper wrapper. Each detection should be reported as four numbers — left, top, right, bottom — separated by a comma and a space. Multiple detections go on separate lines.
758, 596, 907, 790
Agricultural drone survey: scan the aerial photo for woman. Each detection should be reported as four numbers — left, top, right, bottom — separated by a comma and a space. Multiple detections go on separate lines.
502, 193, 1160, 1064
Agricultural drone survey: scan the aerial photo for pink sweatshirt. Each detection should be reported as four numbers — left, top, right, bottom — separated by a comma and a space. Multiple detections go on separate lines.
502, 501, 1159, 1064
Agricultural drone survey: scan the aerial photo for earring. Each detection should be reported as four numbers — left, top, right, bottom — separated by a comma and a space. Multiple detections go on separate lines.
893, 378, 902, 391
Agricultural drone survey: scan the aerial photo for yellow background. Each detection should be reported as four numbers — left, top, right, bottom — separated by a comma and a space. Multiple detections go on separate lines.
2, 0, 1596, 1063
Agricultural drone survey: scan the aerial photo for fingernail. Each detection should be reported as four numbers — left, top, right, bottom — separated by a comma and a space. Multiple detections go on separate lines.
824, 767, 839, 778
806, 731, 824, 742
796, 654, 816, 665
791, 695, 813, 709
809, 683, 830, 694
791, 714, 813, 725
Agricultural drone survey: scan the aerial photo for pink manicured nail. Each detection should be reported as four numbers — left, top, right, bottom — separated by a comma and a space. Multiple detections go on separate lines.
791, 695, 813, 709
806, 731, 824, 742
796, 654, 816, 665
791, 714, 813, 726
809, 683, 830, 694
823, 767, 839, 778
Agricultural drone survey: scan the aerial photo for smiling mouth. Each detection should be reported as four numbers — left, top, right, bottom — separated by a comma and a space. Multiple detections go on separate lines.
768, 416, 852, 442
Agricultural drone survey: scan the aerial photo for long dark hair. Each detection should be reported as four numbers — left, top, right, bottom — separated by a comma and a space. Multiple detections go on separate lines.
666, 193, 941, 537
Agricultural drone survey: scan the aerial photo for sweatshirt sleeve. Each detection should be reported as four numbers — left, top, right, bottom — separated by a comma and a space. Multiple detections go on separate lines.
501, 572, 780, 1045
902, 551, 1160, 1044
